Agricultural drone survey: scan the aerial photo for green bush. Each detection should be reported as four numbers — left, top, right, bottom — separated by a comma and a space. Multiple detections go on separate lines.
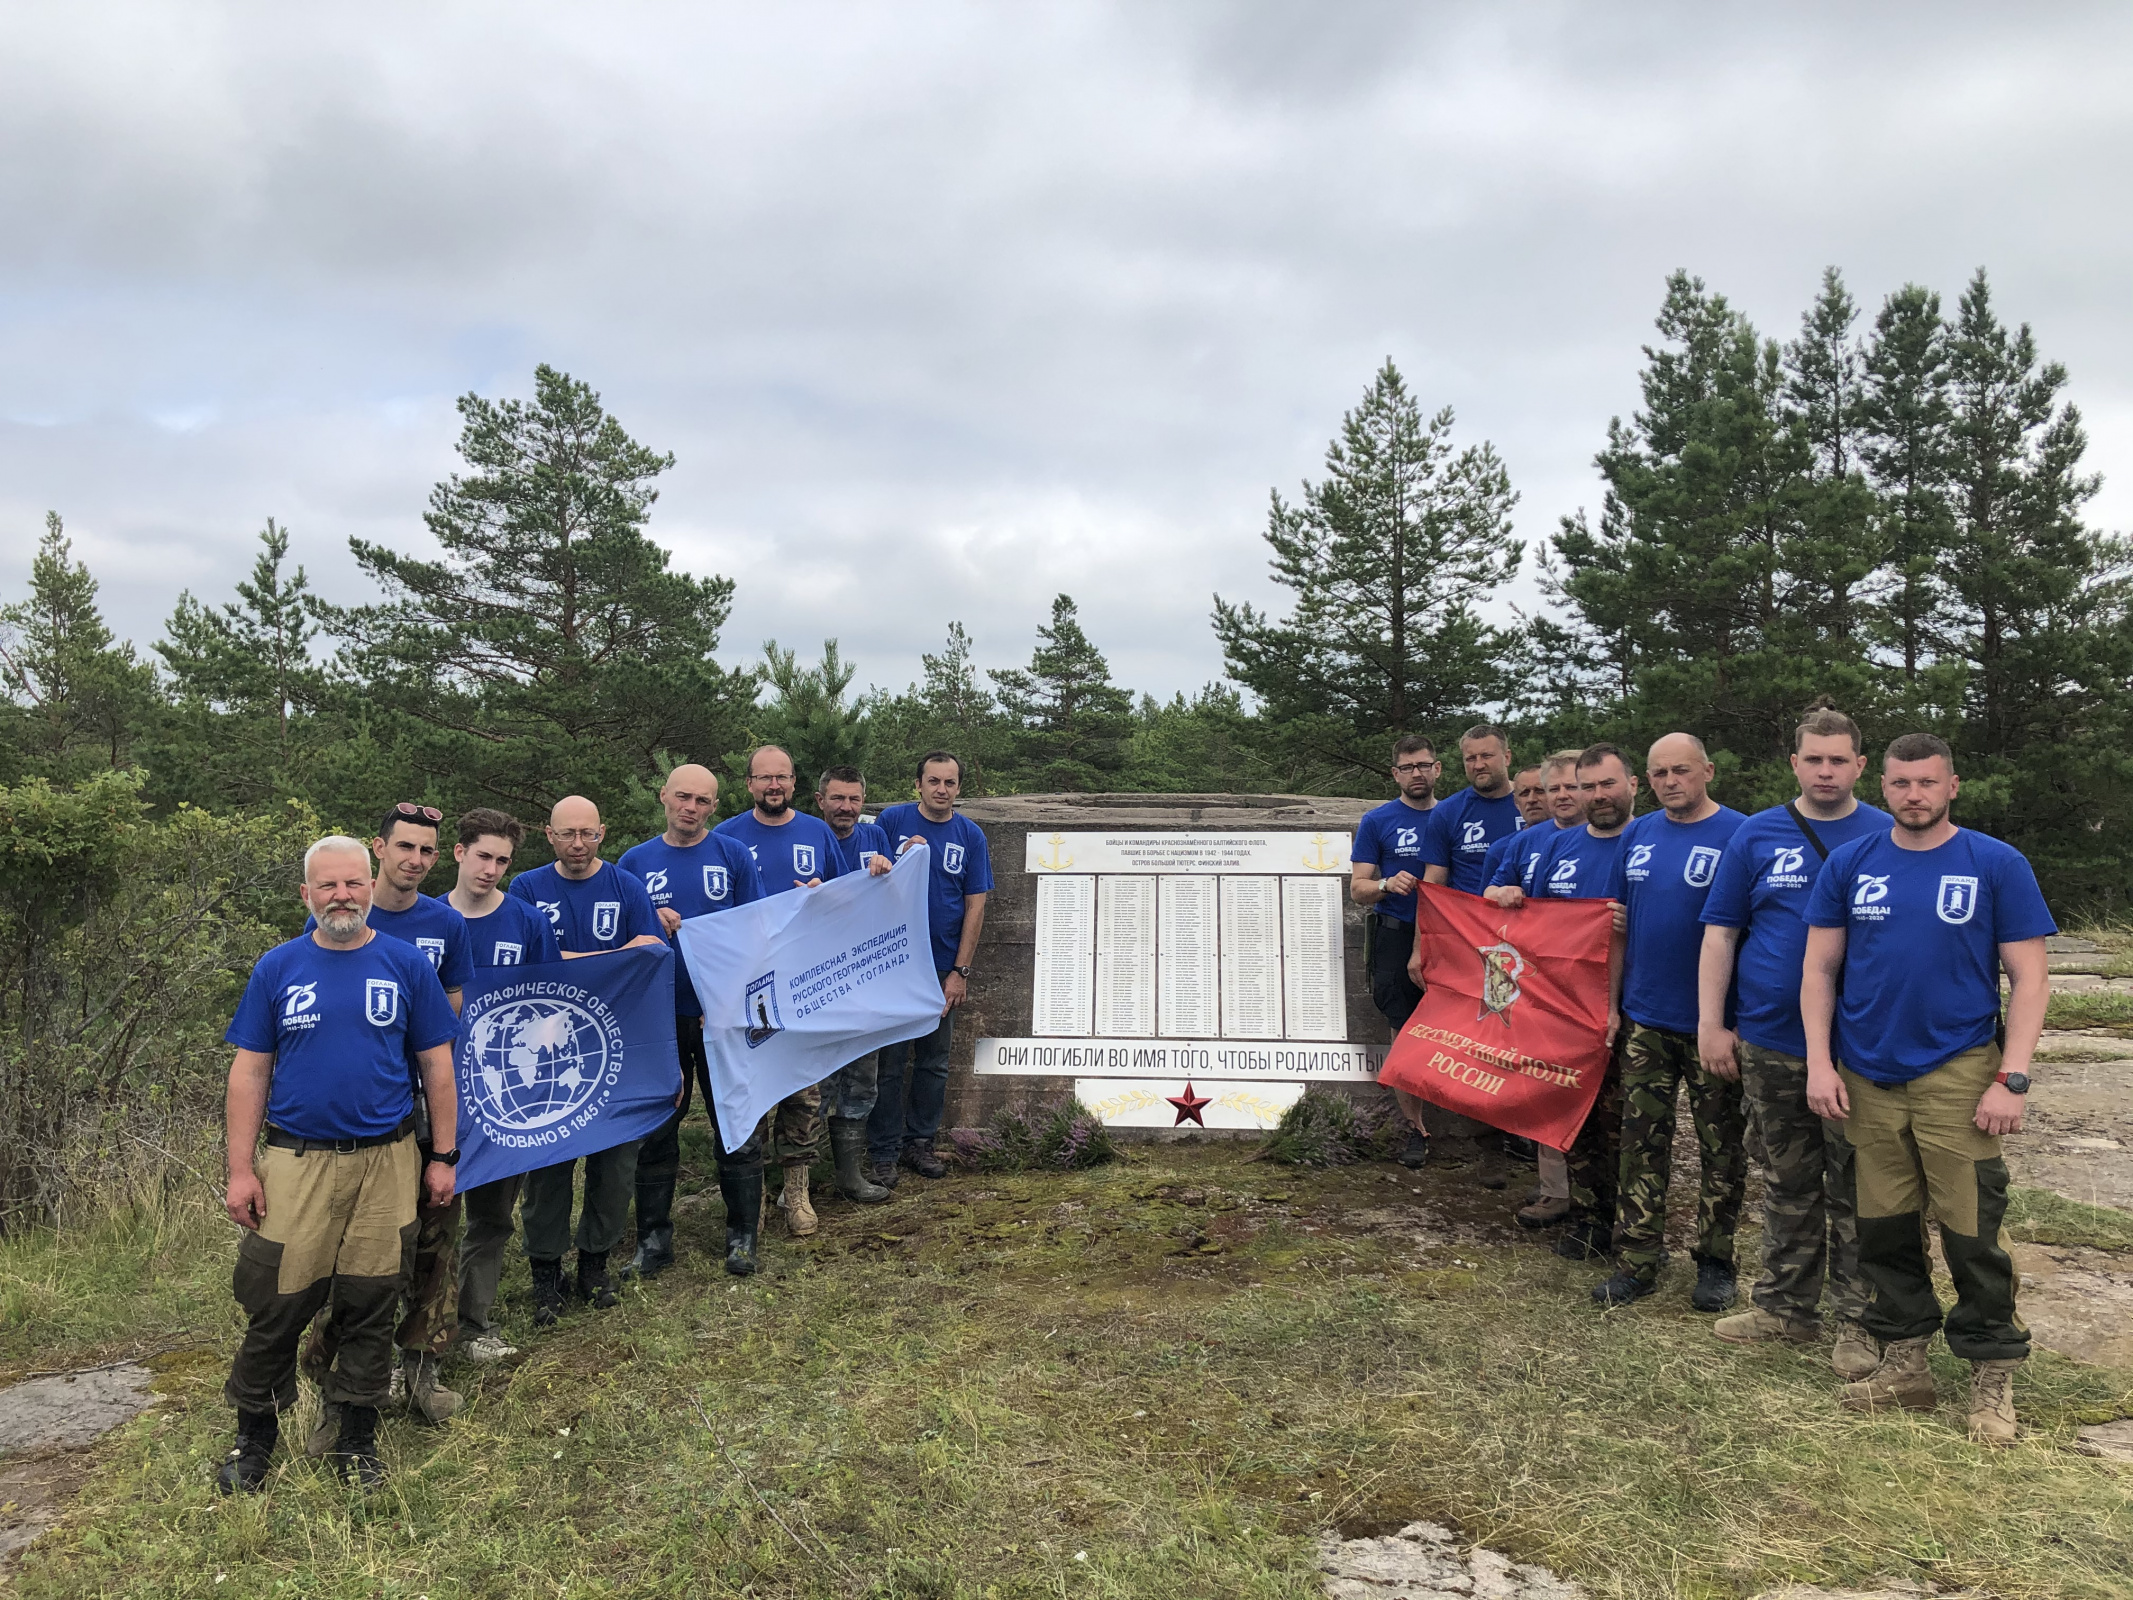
954, 1098, 1118, 1172
1258, 1087, 1396, 1168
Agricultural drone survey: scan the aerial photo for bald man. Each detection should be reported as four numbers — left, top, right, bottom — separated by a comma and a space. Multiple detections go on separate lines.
506, 796, 667, 1328
1590, 735, 1750, 1311
618, 765, 762, 1275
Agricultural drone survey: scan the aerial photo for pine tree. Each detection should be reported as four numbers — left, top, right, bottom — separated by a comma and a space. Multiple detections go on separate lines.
328, 365, 753, 819
749, 639, 871, 802
990, 595, 1133, 791
1860, 284, 1957, 694
1212, 361, 1520, 777
0, 514, 158, 782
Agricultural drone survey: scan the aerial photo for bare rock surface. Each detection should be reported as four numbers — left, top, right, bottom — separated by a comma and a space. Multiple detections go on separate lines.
1317, 1521, 1587, 1599
0, 1364, 156, 1456
2073, 1418, 2133, 1464
2003, 1033, 2133, 1213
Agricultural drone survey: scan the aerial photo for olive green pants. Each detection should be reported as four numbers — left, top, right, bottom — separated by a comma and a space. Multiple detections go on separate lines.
1842, 1044, 2027, 1362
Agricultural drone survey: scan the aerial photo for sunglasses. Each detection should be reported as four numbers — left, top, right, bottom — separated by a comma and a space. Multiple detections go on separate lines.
395, 802, 443, 822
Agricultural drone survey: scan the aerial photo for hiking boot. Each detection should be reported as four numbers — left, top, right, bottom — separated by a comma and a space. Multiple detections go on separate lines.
865, 1158, 903, 1192
1552, 1221, 1611, 1261
830, 1118, 891, 1204
575, 1250, 619, 1309
304, 1401, 343, 1459
463, 1331, 518, 1363
1968, 1358, 2020, 1446
1475, 1139, 1508, 1191
902, 1144, 948, 1180
1397, 1129, 1431, 1170
530, 1256, 566, 1328
1517, 1193, 1571, 1229
216, 1408, 278, 1495
1831, 1318, 1879, 1381
1689, 1255, 1738, 1313
720, 1160, 764, 1277
778, 1164, 819, 1235
630, 1224, 675, 1280
401, 1350, 461, 1424
1841, 1335, 1937, 1413
1713, 1307, 1819, 1347
331, 1403, 385, 1491
1592, 1269, 1656, 1307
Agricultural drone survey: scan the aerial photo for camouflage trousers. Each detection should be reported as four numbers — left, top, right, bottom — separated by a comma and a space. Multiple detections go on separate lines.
1563, 1039, 1626, 1235
1737, 1041, 1866, 1324
771, 1087, 822, 1166
1615, 1023, 1747, 1284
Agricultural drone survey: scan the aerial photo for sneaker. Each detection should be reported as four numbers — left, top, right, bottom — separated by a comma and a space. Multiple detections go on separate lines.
215, 1409, 278, 1495
1552, 1222, 1611, 1261
901, 1145, 948, 1180
1592, 1269, 1655, 1307
1841, 1335, 1937, 1413
1968, 1358, 2020, 1446
1712, 1306, 1819, 1346
1831, 1318, 1879, 1381
1689, 1256, 1738, 1313
1516, 1194, 1571, 1229
463, 1331, 519, 1363
1397, 1130, 1431, 1170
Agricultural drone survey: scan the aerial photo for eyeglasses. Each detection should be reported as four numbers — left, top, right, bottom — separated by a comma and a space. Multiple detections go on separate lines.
1392, 761, 1438, 775
394, 802, 443, 822
748, 773, 794, 785
548, 827, 602, 842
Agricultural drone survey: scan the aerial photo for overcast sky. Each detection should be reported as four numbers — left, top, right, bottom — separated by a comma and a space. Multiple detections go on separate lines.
4, 3, 2128, 704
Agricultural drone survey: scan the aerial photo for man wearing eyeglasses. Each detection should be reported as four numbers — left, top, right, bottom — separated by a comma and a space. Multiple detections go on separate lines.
507, 795, 667, 1326
297, 802, 474, 1449
1349, 734, 1440, 1169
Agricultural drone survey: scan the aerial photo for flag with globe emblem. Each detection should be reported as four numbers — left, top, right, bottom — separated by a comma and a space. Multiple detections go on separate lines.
453, 944, 679, 1189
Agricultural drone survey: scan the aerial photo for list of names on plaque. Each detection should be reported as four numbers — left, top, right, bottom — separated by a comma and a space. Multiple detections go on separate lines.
1218, 875, 1285, 1039
1157, 876, 1218, 1036
1093, 876, 1157, 1036
1031, 875, 1096, 1036
1095, 876, 1157, 954
1280, 876, 1347, 1040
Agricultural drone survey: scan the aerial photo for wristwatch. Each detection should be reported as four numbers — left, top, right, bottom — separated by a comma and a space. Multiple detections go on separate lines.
424, 1147, 462, 1166
952, 965, 974, 980
1993, 1072, 2030, 1095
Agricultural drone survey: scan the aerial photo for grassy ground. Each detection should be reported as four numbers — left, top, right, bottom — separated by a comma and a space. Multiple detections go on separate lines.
4, 1140, 2132, 1600
2046, 992, 2133, 1032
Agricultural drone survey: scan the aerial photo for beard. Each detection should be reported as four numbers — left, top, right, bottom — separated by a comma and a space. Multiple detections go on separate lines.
1893, 799, 1952, 833
317, 906, 367, 939
1586, 799, 1627, 830
756, 793, 791, 817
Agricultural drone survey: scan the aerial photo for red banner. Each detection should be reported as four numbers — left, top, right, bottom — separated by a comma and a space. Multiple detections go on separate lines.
1378, 885, 1613, 1151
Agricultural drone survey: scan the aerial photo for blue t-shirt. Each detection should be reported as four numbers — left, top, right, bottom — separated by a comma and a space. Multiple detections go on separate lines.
1485, 821, 1577, 893
618, 832, 761, 1017
1420, 788, 1525, 896
714, 811, 849, 897
1351, 797, 1435, 922
457, 894, 562, 970
1607, 806, 1748, 1035
1700, 802, 1888, 1057
507, 860, 664, 954
303, 895, 473, 992
1523, 825, 1630, 901
1805, 827, 2056, 1084
876, 803, 995, 971
830, 819, 892, 876
226, 933, 459, 1141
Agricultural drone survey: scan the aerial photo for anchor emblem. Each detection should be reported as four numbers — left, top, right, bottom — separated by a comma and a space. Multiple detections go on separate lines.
1036, 833, 1075, 871
1301, 833, 1345, 872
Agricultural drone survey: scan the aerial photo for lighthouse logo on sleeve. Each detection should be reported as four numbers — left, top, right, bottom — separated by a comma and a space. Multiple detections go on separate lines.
1936, 875, 1980, 925
943, 842, 966, 875
792, 843, 818, 878
744, 972, 784, 1049
592, 901, 620, 943
364, 979, 401, 1027
1684, 846, 1721, 888
704, 864, 730, 901
416, 937, 446, 969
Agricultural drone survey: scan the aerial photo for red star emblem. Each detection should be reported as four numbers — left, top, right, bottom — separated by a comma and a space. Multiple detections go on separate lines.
1167, 1081, 1212, 1126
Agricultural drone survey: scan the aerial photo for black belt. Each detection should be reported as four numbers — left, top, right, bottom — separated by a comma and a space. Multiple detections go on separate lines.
265, 1114, 415, 1156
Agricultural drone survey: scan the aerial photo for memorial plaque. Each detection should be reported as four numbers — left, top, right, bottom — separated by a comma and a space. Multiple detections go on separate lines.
1281, 876, 1346, 1041
1096, 876, 1157, 953
1093, 951, 1155, 1036
1157, 875, 1218, 1036
1031, 875, 1095, 1036
1219, 875, 1283, 1039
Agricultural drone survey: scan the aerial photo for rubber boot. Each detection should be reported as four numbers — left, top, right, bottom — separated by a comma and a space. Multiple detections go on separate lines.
830, 1119, 890, 1204
401, 1349, 462, 1423
332, 1403, 385, 1490
720, 1160, 764, 1276
216, 1407, 279, 1495
630, 1225, 675, 1280
530, 1256, 566, 1328
576, 1249, 619, 1309
1841, 1334, 1937, 1412
777, 1164, 819, 1236
1968, 1359, 2020, 1446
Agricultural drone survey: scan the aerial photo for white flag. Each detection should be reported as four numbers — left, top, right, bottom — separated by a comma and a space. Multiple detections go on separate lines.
678, 841, 945, 1152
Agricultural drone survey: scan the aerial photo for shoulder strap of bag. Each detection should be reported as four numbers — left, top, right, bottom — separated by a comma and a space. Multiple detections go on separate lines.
1784, 801, 1830, 862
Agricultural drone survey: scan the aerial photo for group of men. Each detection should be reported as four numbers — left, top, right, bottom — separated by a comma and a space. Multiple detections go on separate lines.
214, 748, 992, 1492
1350, 712, 2053, 1446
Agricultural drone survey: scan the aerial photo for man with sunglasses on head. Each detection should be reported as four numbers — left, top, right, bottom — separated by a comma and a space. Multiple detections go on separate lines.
298, 802, 475, 1450
507, 795, 666, 1325
1349, 734, 1440, 1169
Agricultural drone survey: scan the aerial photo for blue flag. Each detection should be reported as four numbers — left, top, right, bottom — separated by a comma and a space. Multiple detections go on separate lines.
453, 945, 680, 1190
